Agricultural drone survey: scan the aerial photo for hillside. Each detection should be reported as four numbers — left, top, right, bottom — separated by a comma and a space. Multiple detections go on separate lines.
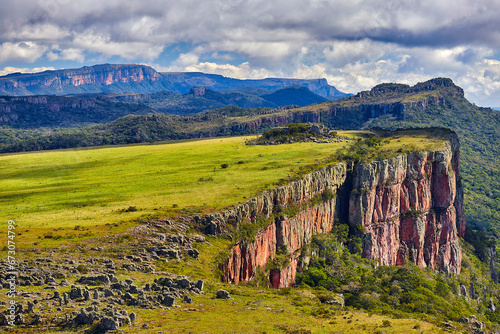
0, 63, 348, 99
4, 129, 497, 333
0, 85, 326, 128
0, 95, 156, 128
2, 78, 498, 237
106, 85, 326, 115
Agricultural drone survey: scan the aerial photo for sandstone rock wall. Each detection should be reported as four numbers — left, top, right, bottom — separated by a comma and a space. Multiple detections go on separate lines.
349, 133, 464, 275
215, 164, 348, 287
217, 133, 464, 287
0, 64, 161, 95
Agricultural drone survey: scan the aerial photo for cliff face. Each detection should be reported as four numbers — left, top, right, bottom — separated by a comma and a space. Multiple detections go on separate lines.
217, 133, 464, 288
0, 64, 348, 99
216, 164, 348, 288
0, 64, 162, 96
349, 134, 464, 274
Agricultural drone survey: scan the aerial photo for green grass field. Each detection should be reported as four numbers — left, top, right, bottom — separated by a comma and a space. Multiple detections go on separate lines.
1, 131, 444, 247
0, 130, 460, 333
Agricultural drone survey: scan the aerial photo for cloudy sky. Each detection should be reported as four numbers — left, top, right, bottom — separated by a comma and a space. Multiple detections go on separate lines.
1, 0, 500, 107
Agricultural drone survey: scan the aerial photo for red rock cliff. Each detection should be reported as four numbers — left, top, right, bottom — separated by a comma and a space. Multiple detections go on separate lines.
349, 133, 464, 275
216, 133, 464, 287
0, 64, 162, 95
212, 164, 348, 288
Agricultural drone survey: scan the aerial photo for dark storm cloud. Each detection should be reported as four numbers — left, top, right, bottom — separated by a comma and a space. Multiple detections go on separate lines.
1, 0, 499, 48
364, 19, 500, 48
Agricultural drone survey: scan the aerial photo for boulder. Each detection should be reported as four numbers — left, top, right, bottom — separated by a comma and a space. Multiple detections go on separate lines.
100, 316, 119, 331
177, 278, 190, 289
69, 286, 83, 300
216, 290, 231, 299
76, 274, 110, 285
160, 295, 175, 306
325, 293, 345, 308
195, 279, 204, 291
103, 289, 114, 297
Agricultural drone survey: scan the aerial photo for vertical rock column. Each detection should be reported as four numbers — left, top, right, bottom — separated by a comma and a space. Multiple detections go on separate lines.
349, 142, 462, 274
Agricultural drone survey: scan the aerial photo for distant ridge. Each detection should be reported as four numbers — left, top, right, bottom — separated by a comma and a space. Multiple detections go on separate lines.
0, 64, 348, 100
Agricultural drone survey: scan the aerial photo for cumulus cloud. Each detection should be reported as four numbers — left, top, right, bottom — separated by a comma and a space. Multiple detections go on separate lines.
0, 66, 55, 76
0, 0, 499, 105
0, 41, 47, 63
183, 62, 276, 79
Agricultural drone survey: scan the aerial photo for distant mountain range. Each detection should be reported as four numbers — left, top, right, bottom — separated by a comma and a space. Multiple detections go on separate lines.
0, 85, 327, 128
0, 63, 348, 99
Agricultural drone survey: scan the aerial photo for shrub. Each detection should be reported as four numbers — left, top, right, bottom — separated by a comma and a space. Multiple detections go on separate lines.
221, 163, 229, 169
382, 320, 391, 327
321, 188, 336, 201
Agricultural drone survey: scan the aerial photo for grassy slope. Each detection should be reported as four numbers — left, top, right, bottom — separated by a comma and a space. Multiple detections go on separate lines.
0, 133, 354, 247
0, 131, 465, 334
1, 131, 444, 248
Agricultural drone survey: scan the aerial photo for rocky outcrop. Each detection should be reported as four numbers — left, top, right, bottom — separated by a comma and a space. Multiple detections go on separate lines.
216, 164, 349, 288
349, 132, 464, 274
218, 131, 464, 287
0, 64, 162, 96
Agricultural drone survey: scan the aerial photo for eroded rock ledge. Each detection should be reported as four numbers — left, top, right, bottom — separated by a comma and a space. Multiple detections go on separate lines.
206, 132, 464, 288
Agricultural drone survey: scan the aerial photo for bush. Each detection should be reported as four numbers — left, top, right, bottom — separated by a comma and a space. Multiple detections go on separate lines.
76, 264, 88, 274
221, 163, 229, 169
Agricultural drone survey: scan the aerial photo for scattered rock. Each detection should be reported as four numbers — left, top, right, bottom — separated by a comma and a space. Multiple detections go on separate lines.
69, 286, 83, 300
161, 295, 175, 306
76, 274, 110, 286
27, 301, 35, 313
195, 280, 204, 291
109, 275, 119, 283
459, 284, 468, 297
84, 289, 91, 301
489, 298, 496, 312
74, 308, 99, 325
187, 249, 199, 259
14, 313, 24, 325
216, 290, 231, 299
177, 278, 190, 289
103, 289, 114, 297
100, 316, 119, 331
60, 279, 70, 287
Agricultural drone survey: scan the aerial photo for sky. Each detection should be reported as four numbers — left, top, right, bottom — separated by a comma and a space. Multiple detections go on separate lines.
1, 0, 500, 107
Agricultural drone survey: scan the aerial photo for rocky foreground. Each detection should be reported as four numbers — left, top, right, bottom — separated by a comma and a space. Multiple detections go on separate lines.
0, 219, 228, 332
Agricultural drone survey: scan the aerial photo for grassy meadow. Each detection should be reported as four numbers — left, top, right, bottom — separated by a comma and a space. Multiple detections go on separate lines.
1, 131, 444, 247
0, 130, 459, 334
